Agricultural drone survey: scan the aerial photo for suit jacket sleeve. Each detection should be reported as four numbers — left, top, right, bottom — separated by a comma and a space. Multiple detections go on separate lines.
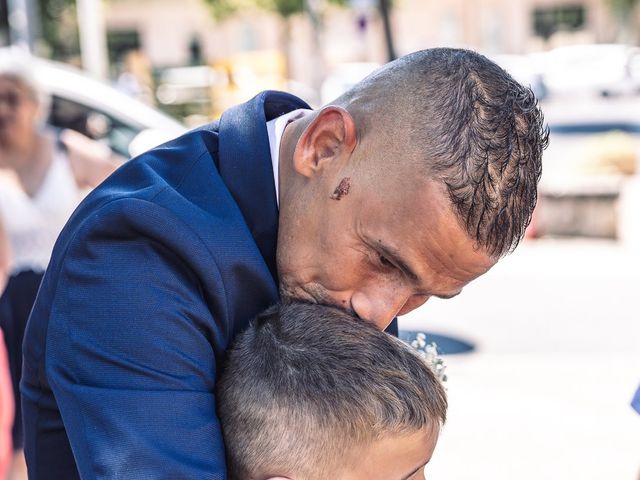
45, 196, 229, 479
0, 330, 13, 478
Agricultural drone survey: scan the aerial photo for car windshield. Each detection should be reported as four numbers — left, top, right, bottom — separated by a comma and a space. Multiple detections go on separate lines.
48, 95, 142, 158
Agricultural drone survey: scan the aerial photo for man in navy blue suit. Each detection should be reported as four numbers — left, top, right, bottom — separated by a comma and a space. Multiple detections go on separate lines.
21, 48, 548, 478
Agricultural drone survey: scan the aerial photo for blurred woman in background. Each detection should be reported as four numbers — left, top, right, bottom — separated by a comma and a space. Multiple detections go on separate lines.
0, 58, 119, 479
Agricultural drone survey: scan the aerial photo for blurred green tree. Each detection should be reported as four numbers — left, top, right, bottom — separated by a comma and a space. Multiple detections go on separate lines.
205, 0, 344, 20
204, 0, 346, 82
36, 0, 80, 60
607, 0, 640, 43
608, 0, 639, 15
204, 0, 396, 81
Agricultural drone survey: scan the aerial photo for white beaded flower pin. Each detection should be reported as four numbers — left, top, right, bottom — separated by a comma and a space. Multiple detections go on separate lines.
409, 332, 448, 384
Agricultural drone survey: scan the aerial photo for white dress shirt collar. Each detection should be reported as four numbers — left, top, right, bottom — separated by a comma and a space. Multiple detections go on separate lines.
266, 108, 311, 207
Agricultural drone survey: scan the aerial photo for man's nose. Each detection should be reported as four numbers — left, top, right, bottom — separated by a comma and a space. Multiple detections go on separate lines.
351, 287, 422, 330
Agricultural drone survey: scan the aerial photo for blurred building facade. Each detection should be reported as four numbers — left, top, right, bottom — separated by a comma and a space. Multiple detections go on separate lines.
99, 0, 633, 66
1, 0, 637, 79
395, 0, 624, 54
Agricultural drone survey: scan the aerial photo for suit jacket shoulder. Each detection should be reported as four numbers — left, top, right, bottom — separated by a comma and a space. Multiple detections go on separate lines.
22, 91, 310, 480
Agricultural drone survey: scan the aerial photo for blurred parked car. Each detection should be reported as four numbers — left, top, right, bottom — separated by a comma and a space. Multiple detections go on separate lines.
0, 48, 186, 159
489, 53, 548, 101
155, 65, 221, 126
541, 44, 640, 98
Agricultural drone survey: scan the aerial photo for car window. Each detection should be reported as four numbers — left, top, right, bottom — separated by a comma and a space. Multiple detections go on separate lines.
48, 95, 142, 158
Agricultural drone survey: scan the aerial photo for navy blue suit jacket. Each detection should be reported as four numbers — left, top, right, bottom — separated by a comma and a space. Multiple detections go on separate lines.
21, 91, 311, 479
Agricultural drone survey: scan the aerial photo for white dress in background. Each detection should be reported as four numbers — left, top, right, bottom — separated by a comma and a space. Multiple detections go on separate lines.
0, 146, 82, 451
0, 148, 81, 275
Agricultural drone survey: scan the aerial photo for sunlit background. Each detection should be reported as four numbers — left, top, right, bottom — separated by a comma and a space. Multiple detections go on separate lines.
1, 0, 639, 478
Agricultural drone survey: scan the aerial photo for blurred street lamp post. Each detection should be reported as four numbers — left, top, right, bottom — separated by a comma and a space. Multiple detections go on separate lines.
350, 0, 395, 62
378, 0, 395, 61
305, 0, 325, 97
7, 0, 35, 51
76, 0, 108, 79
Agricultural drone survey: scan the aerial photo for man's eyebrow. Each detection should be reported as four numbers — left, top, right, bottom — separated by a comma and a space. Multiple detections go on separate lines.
375, 241, 462, 299
399, 460, 429, 480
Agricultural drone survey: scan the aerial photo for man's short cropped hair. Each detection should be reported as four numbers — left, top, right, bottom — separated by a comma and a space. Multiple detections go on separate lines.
336, 48, 549, 258
216, 301, 447, 480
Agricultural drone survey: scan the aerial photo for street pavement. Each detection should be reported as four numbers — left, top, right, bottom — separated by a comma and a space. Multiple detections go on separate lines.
399, 238, 640, 480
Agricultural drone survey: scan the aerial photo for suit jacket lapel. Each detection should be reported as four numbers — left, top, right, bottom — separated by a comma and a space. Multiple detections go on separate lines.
217, 90, 311, 282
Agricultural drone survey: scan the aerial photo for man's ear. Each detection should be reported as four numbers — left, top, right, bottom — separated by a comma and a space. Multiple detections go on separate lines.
292, 106, 357, 178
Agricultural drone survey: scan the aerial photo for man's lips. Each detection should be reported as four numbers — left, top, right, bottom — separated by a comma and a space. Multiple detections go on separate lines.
280, 281, 355, 315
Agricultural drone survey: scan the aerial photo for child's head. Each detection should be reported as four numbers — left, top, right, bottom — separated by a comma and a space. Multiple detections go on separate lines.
216, 301, 447, 480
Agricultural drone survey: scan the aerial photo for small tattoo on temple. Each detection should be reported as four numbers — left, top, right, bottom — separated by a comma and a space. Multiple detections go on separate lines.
330, 177, 352, 200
